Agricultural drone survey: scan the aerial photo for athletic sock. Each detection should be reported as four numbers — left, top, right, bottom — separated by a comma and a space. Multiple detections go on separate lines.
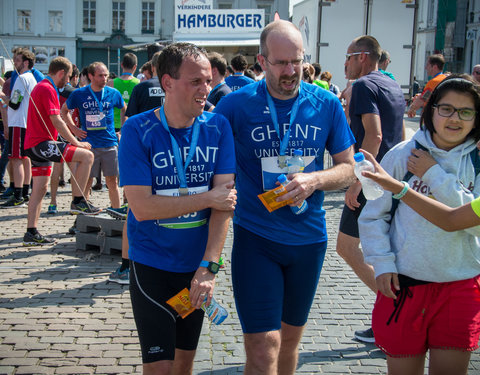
27, 227, 38, 235
14, 187, 22, 200
72, 196, 83, 204
22, 184, 29, 197
119, 258, 130, 272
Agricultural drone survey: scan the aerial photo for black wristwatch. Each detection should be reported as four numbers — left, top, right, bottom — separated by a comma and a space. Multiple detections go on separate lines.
199, 260, 220, 274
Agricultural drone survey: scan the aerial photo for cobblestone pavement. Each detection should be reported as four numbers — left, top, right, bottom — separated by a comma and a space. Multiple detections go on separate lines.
1, 119, 479, 374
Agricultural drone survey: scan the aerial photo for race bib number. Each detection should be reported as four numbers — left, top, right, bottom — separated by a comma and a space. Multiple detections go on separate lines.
86, 113, 106, 130
261, 155, 316, 191
154, 186, 209, 229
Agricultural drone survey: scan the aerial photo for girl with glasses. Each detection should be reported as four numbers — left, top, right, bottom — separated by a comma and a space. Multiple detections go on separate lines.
358, 74, 480, 375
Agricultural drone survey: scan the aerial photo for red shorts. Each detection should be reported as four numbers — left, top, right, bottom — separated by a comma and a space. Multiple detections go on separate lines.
8, 127, 28, 159
372, 275, 480, 357
24, 141, 77, 177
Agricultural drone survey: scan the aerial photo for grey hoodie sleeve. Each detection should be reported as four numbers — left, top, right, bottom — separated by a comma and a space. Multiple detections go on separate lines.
422, 162, 480, 237
359, 145, 410, 278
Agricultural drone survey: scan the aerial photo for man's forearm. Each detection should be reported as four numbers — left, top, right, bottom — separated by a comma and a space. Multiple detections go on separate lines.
361, 133, 382, 157
60, 105, 76, 128
125, 187, 213, 222
203, 209, 232, 262
311, 162, 356, 191
51, 116, 80, 146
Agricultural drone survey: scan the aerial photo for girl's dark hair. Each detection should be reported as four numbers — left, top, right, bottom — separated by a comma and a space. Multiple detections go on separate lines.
421, 74, 480, 142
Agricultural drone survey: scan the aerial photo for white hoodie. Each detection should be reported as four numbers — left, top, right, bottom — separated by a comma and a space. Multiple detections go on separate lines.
359, 129, 480, 282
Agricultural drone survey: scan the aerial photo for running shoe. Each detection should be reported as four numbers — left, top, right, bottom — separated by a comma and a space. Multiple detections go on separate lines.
108, 266, 130, 285
58, 179, 65, 187
106, 204, 128, 220
0, 187, 14, 199
47, 204, 58, 214
1, 196, 25, 208
354, 327, 375, 343
23, 232, 56, 246
70, 199, 102, 215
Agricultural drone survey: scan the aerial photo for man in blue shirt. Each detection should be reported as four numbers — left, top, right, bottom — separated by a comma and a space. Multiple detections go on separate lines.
224, 54, 255, 92
215, 20, 355, 375
119, 43, 236, 374
62, 62, 126, 213
207, 52, 232, 106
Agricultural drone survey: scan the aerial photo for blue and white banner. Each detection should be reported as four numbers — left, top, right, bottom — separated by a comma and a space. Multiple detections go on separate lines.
176, 9, 264, 33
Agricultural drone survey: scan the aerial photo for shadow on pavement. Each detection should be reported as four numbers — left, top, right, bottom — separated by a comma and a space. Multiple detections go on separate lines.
0, 240, 125, 308
196, 345, 385, 374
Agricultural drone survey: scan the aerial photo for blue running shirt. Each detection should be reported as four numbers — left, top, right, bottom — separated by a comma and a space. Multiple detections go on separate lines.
215, 80, 355, 245
225, 74, 255, 92
66, 86, 124, 148
119, 109, 236, 272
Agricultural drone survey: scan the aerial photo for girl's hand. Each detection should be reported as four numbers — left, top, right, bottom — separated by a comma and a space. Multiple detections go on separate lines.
359, 149, 404, 194
376, 273, 400, 299
408, 149, 437, 178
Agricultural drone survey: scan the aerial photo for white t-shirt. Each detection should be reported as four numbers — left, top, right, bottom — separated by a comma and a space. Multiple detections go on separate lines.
7, 71, 37, 128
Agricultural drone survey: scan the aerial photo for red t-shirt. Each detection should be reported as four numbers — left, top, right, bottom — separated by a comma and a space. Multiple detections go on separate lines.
25, 79, 60, 149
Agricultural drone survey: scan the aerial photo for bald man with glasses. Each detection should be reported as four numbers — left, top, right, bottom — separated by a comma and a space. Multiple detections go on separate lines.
215, 20, 356, 374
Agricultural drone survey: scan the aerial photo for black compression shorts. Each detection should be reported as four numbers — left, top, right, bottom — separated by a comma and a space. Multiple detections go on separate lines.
129, 260, 205, 363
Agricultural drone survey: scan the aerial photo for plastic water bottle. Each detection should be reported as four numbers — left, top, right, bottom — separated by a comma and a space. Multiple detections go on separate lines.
287, 149, 305, 174
202, 296, 228, 325
353, 152, 384, 200
277, 174, 308, 215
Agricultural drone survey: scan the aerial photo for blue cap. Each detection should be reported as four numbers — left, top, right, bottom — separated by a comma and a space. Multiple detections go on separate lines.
277, 174, 288, 183
353, 152, 365, 162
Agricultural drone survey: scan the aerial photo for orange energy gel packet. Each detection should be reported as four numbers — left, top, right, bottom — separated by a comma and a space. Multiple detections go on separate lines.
257, 185, 294, 213
167, 288, 195, 319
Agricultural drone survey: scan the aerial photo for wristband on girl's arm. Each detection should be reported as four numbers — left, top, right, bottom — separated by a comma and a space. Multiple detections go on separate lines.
392, 181, 409, 200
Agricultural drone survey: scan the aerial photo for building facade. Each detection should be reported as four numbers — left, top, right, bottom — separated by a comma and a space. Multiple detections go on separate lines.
415, 0, 437, 83
414, 0, 479, 85
0, 0, 288, 74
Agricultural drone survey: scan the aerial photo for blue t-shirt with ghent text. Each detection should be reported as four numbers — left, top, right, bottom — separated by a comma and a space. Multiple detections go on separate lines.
215, 80, 355, 245
66, 85, 124, 148
119, 109, 236, 272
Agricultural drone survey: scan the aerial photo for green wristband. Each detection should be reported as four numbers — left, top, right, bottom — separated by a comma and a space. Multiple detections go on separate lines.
392, 181, 409, 200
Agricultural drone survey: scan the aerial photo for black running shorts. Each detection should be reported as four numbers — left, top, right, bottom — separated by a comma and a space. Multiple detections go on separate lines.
129, 260, 205, 363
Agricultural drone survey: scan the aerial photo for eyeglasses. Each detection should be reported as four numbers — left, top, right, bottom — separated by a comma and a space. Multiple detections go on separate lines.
262, 55, 304, 68
345, 52, 370, 61
473, 71, 480, 75
433, 104, 477, 121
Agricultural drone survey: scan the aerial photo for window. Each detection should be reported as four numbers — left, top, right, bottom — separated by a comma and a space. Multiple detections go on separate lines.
218, 3, 233, 9
142, 2, 154, 34
15, 45, 65, 65
17, 10, 31, 32
112, 1, 125, 32
257, 3, 272, 25
49, 11, 63, 33
427, 0, 435, 27
83, 1, 96, 32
